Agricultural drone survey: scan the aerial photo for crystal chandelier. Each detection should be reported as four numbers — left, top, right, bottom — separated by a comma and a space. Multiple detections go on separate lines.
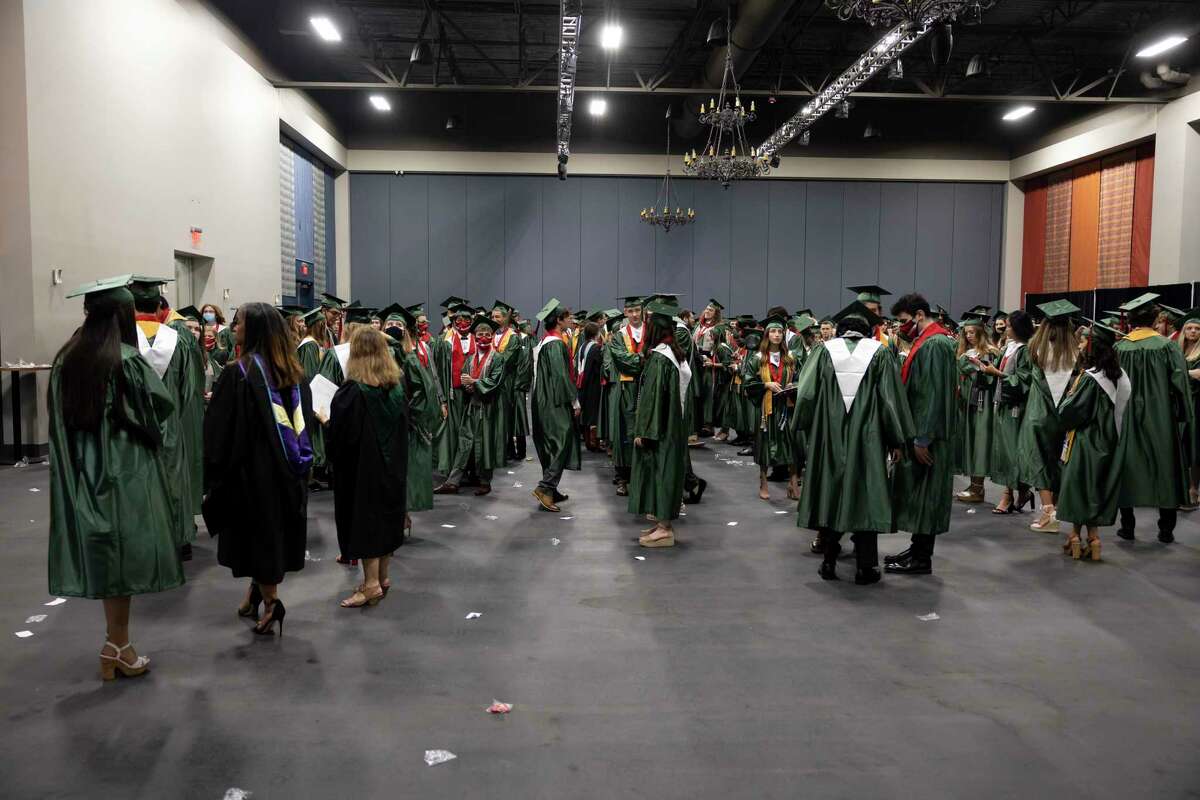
642, 116, 696, 233
682, 11, 769, 188
827, 0, 995, 27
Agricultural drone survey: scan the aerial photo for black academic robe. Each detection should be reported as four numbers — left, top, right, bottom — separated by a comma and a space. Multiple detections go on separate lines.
576, 339, 604, 430
326, 382, 408, 560
203, 362, 312, 585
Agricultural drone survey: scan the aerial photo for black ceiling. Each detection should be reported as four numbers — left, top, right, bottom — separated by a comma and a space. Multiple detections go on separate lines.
210, 0, 1200, 157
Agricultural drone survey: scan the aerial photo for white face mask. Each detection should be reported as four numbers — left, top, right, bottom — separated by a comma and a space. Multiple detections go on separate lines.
202, 311, 217, 324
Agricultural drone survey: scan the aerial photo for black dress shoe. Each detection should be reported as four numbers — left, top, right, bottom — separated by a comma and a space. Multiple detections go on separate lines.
855, 567, 882, 585
1158, 530, 1175, 544
810, 538, 823, 555
684, 477, 707, 504
737, 447, 755, 457
180, 544, 193, 562
883, 548, 911, 566
553, 490, 570, 503
615, 482, 629, 497
818, 562, 839, 581
885, 558, 932, 575
1116, 528, 1135, 541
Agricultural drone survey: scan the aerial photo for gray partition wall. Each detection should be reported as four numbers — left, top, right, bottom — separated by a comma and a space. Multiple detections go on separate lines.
350, 173, 1004, 320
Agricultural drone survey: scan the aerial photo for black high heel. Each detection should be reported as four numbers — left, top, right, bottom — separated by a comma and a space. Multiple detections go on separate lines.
253, 598, 286, 636
237, 582, 262, 619
1015, 488, 1035, 512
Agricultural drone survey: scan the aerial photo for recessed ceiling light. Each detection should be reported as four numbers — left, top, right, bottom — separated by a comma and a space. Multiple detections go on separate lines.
369, 95, 392, 112
1002, 105, 1034, 121
310, 17, 341, 42
589, 98, 607, 116
1136, 35, 1187, 59
600, 24, 623, 50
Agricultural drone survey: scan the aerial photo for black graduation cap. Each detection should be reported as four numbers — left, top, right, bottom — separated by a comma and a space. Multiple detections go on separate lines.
1175, 307, 1200, 328
177, 305, 201, 321
619, 294, 644, 307
966, 304, 992, 320
471, 313, 496, 332
440, 295, 469, 309
378, 303, 406, 322
644, 298, 681, 320
760, 314, 788, 330
1159, 303, 1185, 322
406, 303, 427, 318
493, 299, 515, 315
128, 275, 173, 303
831, 300, 883, 330
586, 308, 607, 322
344, 305, 377, 324
448, 302, 474, 317
847, 285, 890, 305
707, 298, 725, 311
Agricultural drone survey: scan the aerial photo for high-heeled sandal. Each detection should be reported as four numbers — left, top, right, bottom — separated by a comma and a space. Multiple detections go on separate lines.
253, 599, 286, 636
340, 586, 384, 608
1088, 539, 1102, 561
1067, 537, 1082, 559
237, 582, 262, 620
1015, 488, 1036, 512
99, 641, 150, 681
992, 490, 1015, 515
1030, 505, 1059, 533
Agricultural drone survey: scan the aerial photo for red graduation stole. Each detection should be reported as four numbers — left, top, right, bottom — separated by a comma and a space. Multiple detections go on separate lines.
450, 332, 474, 388
901, 321, 952, 384
415, 339, 431, 369
545, 331, 576, 384
470, 346, 494, 380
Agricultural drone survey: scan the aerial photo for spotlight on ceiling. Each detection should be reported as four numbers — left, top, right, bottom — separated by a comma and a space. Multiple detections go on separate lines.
1136, 35, 1188, 59
310, 16, 341, 42
836, 100, 852, 119
863, 122, 883, 140
410, 41, 432, 64
369, 95, 392, 112
601, 23, 623, 50
589, 98, 608, 117
706, 17, 728, 47
930, 23, 953, 67
1002, 105, 1035, 122
445, 115, 462, 131
965, 54, 986, 78
888, 59, 904, 80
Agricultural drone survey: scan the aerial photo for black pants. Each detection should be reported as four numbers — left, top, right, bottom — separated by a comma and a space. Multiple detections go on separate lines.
1119, 507, 1176, 534
615, 465, 631, 483
903, 533, 936, 559
819, 529, 879, 570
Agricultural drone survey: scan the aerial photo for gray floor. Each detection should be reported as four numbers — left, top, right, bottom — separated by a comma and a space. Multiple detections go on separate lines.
2, 446, 1199, 799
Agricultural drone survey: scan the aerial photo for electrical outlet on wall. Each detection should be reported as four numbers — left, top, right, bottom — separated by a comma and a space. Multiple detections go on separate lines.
50, 268, 63, 286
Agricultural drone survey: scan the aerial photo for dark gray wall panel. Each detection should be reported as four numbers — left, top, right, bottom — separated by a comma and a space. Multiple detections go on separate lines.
349, 172, 391, 305
579, 178, 620, 312
987, 184, 1005, 311
691, 181, 731, 314
730, 182, 768, 314
618, 179, 658, 298
389, 174, 429, 308
428, 175, 468, 315
653, 178, 694, 306
878, 182, 918, 298
466, 176, 506, 306
951, 183, 997, 316
504, 176, 543, 317
540, 178, 582, 310
804, 182, 845, 315
767, 181, 806, 310
914, 183, 956, 309
841, 181, 881, 290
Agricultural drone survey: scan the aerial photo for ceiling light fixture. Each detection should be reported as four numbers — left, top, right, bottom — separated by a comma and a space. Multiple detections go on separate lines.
1002, 105, 1034, 121
369, 95, 392, 112
310, 17, 341, 42
1136, 35, 1188, 59
600, 23, 623, 50
589, 98, 607, 116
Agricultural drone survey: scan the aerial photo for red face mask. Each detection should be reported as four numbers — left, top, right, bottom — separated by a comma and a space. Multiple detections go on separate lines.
476, 330, 494, 349
454, 317, 472, 333
417, 320, 429, 334
898, 319, 918, 340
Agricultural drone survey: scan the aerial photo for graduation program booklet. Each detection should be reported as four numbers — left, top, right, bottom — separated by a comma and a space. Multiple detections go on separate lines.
310, 374, 339, 420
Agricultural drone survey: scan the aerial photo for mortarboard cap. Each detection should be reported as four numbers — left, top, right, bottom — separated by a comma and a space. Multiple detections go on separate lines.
378, 303, 406, 322
493, 299, 515, 315
448, 302, 474, 317
65, 274, 135, 302
707, 298, 725, 311
440, 295, 469, 309
644, 299, 681, 319
344, 305, 377, 324
406, 303, 427, 317
761, 315, 787, 330
847, 285, 890, 305
1083, 318, 1124, 347
1159, 303, 1184, 322
536, 298, 566, 322
1118, 292, 1160, 313
128, 275, 173, 303
793, 314, 818, 333
1036, 299, 1082, 320
320, 292, 347, 309
176, 305, 201, 321
832, 300, 883, 330
471, 313, 496, 332
301, 307, 325, 327
619, 295, 644, 307
1173, 307, 1200, 328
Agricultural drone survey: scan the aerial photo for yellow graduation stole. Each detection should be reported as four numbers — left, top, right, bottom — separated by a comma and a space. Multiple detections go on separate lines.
1059, 373, 1086, 463
496, 328, 515, 352
619, 327, 641, 382
758, 356, 793, 425
1125, 328, 1158, 343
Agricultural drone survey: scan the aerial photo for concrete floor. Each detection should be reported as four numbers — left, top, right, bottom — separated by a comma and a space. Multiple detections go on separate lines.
1, 445, 1199, 799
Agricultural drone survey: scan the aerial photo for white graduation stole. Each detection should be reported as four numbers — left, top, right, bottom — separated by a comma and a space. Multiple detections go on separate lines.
136, 323, 179, 380
652, 343, 692, 410
1044, 366, 1074, 406
825, 337, 882, 413
333, 343, 351, 377
1085, 368, 1132, 436
297, 336, 316, 350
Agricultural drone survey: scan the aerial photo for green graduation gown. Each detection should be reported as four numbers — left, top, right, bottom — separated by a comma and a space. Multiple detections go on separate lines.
501, 329, 531, 442
605, 323, 645, 470
169, 318, 206, 518
297, 336, 326, 468
531, 334, 582, 475
1188, 350, 1200, 466
212, 325, 236, 368
451, 347, 510, 474
791, 337, 914, 533
597, 335, 614, 444
433, 330, 473, 474
403, 350, 442, 511
1056, 369, 1131, 527
742, 351, 799, 469
48, 345, 185, 598
1115, 329, 1194, 508
732, 349, 758, 437
1017, 364, 1073, 492
893, 330, 959, 536
990, 343, 1031, 487
957, 351, 996, 477
628, 346, 690, 521
711, 341, 737, 429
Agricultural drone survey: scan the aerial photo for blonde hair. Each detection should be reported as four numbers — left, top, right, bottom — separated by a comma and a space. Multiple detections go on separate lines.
956, 322, 999, 358
341, 321, 366, 344
1028, 318, 1079, 373
1181, 321, 1200, 362
346, 328, 401, 388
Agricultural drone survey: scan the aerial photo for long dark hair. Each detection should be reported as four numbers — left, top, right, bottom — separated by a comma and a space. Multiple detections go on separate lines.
1085, 334, 1123, 382
646, 313, 684, 362
55, 289, 157, 447
238, 302, 303, 387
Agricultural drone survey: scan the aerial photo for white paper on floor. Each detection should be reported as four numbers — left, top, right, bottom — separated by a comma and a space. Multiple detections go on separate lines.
513, 482, 524, 488
560, 516, 574, 520
507, 471, 515, 475
465, 612, 482, 619
424, 749, 457, 767
28, 488, 39, 492
25, 615, 47, 624
634, 556, 646, 561
775, 510, 788, 515
303, 550, 322, 562
966, 508, 977, 514
551, 538, 561, 546
917, 613, 940, 622
223, 790, 253, 800
441, 524, 457, 529
45, 598, 67, 606
484, 515, 499, 521
14, 631, 33, 638
727, 521, 739, 527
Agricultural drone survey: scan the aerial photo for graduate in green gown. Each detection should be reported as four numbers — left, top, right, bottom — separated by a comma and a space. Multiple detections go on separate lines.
1179, 310, 1200, 507
711, 324, 738, 440
742, 316, 801, 502
1019, 300, 1082, 534
605, 296, 647, 496
491, 300, 523, 462
954, 311, 999, 504
791, 301, 915, 583
886, 293, 959, 575
317, 306, 376, 386
49, 277, 183, 680
129, 277, 204, 556
319, 292, 348, 350
979, 309, 1036, 514
530, 298, 582, 512
1112, 293, 1194, 543
1056, 320, 1131, 561
296, 308, 328, 476
433, 303, 476, 476
629, 299, 692, 547
692, 299, 725, 435
596, 312, 622, 447
435, 315, 510, 494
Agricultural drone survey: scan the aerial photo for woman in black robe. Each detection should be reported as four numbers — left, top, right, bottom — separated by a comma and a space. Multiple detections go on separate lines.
576, 321, 604, 451
325, 328, 409, 608
203, 303, 313, 636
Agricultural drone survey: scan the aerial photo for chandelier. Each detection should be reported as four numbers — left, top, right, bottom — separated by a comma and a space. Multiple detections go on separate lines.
827, 0, 995, 27
682, 11, 769, 188
641, 115, 696, 233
